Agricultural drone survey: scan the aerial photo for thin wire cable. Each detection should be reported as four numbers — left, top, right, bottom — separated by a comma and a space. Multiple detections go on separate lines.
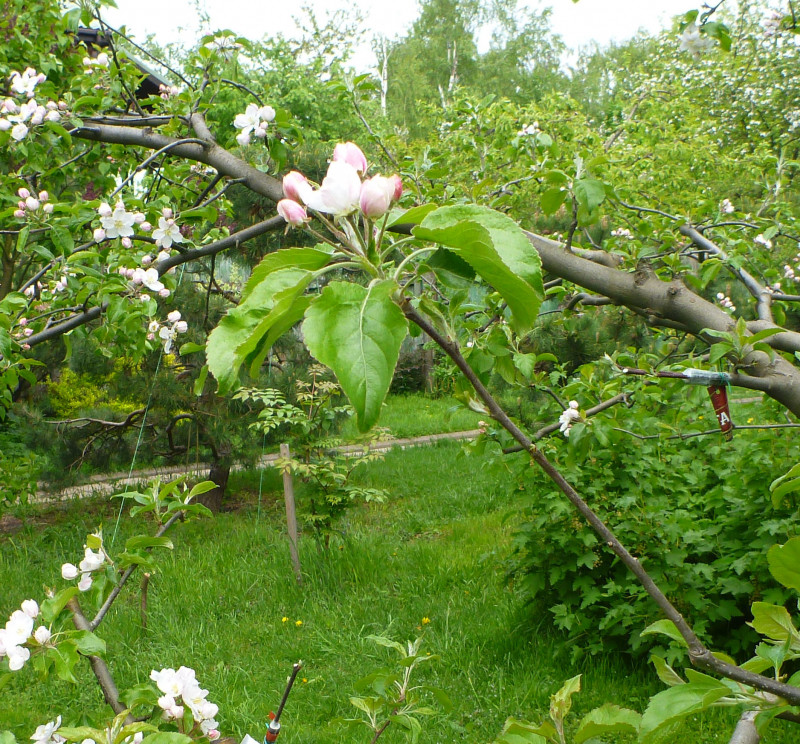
111, 345, 164, 545
111, 263, 188, 545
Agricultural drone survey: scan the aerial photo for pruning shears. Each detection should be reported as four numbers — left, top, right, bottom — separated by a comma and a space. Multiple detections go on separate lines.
265, 661, 303, 742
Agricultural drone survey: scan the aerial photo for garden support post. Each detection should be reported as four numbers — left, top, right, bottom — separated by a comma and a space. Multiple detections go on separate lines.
280, 443, 303, 585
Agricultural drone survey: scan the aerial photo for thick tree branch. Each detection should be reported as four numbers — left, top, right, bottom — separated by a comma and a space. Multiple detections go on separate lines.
525, 231, 800, 417
70, 123, 284, 202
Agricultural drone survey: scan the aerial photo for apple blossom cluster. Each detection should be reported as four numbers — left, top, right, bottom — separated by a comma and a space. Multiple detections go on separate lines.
610, 227, 633, 239
9, 67, 45, 98
754, 233, 773, 250
716, 292, 736, 312
14, 187, 53, 220
719, 199, 735, 214
782, 246, 800, 283
233, 103, 276, 146
150, 666, 220, 739
31, 716, 65, 744
558, 401, 581, 438
61, 537, 107, 593
0, 599, 49, 671
94, 200, 147, 245
159, 83, 181, 100
0, 97, 67, 142
277, 142, 402, 225
118, 265, 169, 296
82, 52, 110, 72
679, 23, 713, 56
148, 310, 188, 353
518, 122, 540, 137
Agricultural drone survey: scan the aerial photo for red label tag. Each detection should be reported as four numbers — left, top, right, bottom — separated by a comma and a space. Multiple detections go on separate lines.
707, 385, 733, 440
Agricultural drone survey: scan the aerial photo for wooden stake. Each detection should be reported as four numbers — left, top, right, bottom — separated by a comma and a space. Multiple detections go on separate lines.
280, 443, 303, 585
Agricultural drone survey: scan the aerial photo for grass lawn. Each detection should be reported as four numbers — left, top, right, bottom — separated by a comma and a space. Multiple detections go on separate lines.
1, 441, 797, 743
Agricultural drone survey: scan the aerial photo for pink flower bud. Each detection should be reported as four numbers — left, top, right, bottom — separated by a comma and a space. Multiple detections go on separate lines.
167, 310, 182, 323
46, 101, 57, 110
121, 237, 132, 248
19, 317, 27, 326
58, 101, 68, 111
359, 175, 395, 219
140, 221, 152, 232
390, 174, 403, 201
98, 202, 112, 218
0, 119, 10, 131
277, 198, 308, 226
13, 209, 25, 219
141, 255, 153, 266
23, 327, 32, 337
17, 187, 30, 199
21, 343, 30, 351
174, 320, 188, 333
162, 207, 173, 219
93, 227, 106, 242
42, 203, 53, 214
134, 212, 145, 223
159, 288, 171, 298
25, 197, 40, 211
333, 141, 368, 174
18, 201, 26, 210
283, 171, 309, 202
38, 191, 48, 201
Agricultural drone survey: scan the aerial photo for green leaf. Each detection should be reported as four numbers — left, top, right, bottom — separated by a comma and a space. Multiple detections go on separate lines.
193, 364, 209, 396
640, 619, 689, 648
0, 731, 17, 744
574, 704, 641, 743
48, 642, 81, 683
650, 655, 685, 687
187, 480, 218, 500
413, 205, 543, 332
767, 537, 800, 592
750, 602, 800, 647
207, 268, 313, 394
540, 188, 566, 215
574, 178, 606, 212
140, 734, 193, 744
41, 587, 78, 624
387, 203, 438, 229
72, 630, 106, 656
303, 281, 407, 432
496, 718, 555, 744
50, 224, 75, 255
242, 247, 332, 299
639, 680, 730, 739
769, 465, 800, 508
121, 682, 159, 709
124, 536, 174, 551
550, 674, 581, 725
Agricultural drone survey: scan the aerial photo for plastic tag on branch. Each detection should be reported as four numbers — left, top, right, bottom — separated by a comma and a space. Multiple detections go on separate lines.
241, 735, 260, 744
683, 368, 730, 386
707, 385, 733, 441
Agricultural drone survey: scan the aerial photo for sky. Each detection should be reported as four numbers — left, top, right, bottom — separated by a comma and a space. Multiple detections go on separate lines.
104, 0, 696, 70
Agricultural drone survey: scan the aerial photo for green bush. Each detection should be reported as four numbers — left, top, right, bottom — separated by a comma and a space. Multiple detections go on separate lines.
508, 420, 800, 661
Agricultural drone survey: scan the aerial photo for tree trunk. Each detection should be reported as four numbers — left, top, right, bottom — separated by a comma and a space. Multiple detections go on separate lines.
201, 452, 231, 513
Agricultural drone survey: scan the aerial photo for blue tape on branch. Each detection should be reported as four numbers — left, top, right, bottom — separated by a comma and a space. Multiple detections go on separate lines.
683, 368, 732, 386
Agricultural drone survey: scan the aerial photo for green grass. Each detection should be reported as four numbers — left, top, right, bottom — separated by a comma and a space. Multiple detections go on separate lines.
341, 394, 483, 440
1, 442, 798, 743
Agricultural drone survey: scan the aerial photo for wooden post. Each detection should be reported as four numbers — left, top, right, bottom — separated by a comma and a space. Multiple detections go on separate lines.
280, 443, 303, 585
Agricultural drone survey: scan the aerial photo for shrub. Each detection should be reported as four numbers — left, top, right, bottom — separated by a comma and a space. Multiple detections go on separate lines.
508, 420, 800, 661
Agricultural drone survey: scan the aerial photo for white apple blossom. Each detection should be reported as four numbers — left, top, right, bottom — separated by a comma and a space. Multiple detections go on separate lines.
21, 600, 39, 619
302, 160, 362, 217
61, 563, 79, 580
679, 23, 713, 56
79, 547, 104, 573
101, 201, 136, 239
30, 716, 65, 744
558, 401, 581, 438
78, 574, 93, 592
754, 234, 773, 249
11, 122, 28, 141
10, 68, 45, 98
233, 103, 276, 146
152, 216, 184, 249
33, 626, 51, 645
8, 644, 30, 671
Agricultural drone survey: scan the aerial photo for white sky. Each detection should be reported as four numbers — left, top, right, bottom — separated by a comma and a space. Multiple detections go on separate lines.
105, 0, 695, 70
